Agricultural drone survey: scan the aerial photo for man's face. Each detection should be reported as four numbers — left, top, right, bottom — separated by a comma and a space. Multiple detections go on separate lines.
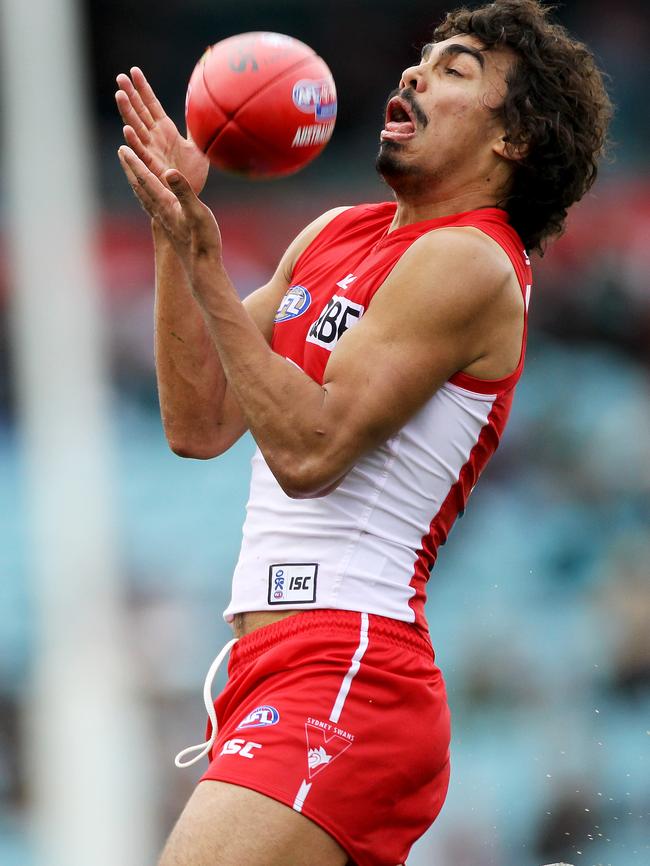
377, 34, 516, 194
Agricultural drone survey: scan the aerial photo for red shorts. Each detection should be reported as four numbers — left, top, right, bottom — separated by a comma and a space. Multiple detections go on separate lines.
200, 610, 451, 866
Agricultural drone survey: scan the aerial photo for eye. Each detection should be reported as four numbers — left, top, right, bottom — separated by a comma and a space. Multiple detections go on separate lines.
445, 67, 463, 77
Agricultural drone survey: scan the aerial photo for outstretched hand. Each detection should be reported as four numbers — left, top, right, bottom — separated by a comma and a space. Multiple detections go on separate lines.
118, 145, 222, 293
115, 67, 209, 195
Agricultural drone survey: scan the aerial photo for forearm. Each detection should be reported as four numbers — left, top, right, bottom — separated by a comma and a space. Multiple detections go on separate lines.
153, 222, 227, 456
196, 263, 341, 495
122, 155, 348, 482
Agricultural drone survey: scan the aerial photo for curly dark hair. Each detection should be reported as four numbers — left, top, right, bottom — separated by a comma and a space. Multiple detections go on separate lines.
434, 0, 612, 253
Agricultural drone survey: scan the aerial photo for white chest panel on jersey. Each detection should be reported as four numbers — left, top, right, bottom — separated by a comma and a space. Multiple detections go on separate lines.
224, 382, 497, 624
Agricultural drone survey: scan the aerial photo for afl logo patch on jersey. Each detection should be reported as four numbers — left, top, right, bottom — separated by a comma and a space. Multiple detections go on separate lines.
275, 285, 312, 323
237, 705, 280, 730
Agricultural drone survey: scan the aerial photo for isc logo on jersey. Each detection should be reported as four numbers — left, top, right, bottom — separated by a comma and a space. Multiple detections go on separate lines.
275, 285, 311, 323
306, 295, 364, 350
237, 705, 280, 730
268, 563, 318, 605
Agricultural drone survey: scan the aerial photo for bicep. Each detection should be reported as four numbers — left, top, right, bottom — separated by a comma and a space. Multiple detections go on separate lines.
318, 230, 511, 470
320, 300, 461, 459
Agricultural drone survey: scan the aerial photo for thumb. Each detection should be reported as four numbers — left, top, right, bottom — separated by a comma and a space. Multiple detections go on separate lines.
165, 169, 197, 208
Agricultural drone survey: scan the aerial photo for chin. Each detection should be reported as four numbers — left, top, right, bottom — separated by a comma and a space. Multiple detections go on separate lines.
375, 141, 418, 183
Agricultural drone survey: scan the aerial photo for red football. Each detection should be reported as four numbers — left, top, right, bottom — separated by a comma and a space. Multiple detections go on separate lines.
185, 32, 337, 178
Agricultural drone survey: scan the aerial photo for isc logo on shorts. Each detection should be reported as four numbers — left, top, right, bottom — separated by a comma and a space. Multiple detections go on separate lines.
268, 563, 318, 605
220, 738, 262, 759
306, 295, 364, 350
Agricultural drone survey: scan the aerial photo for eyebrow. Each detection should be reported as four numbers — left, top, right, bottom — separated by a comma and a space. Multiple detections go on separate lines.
421, 42, 486, 71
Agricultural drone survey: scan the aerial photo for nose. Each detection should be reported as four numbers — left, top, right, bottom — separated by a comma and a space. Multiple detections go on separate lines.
399, 62, 427, 93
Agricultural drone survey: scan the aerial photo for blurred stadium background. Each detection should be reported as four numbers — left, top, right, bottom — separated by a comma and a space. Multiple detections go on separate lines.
0, 0, 648, 864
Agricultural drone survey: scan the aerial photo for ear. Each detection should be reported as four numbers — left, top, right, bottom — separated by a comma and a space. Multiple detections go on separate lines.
493, 135, 528, 162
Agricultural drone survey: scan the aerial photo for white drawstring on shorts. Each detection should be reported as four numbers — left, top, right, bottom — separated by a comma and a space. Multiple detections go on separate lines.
174, 637, 238, 769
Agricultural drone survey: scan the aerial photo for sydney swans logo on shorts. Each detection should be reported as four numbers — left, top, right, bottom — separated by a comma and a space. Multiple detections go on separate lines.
292, 79, 337, 122
237, 705, 280, 730
268, 563, 318, 605
275, 285, 311, 323
305, 718, 354, 779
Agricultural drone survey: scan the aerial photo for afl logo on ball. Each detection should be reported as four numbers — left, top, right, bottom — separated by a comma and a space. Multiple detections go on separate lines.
292, 79, 337, 121
275, 285, 311, 322
237, 705, 280, 730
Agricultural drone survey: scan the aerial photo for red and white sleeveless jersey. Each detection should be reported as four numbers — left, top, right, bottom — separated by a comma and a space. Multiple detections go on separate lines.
224, 203, 532, 632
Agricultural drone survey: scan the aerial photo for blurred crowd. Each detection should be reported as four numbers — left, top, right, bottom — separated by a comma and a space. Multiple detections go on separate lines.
1, 1, 649, 864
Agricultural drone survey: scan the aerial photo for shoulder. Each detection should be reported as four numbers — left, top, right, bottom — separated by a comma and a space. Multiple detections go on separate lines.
296, 205, 354, 243
281, 206, 353, 279
402, 225, 514, 288
376, 224, 521, 325
283, 202, 398, 279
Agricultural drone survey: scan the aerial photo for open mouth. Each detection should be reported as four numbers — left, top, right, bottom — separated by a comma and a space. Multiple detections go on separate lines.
381, 96, 418, 142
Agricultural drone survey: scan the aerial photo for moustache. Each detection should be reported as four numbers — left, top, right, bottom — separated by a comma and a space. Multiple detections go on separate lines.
385, 87, 429, 129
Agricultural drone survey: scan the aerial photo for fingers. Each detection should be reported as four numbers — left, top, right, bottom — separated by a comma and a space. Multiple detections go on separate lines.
165, 169, 211, 226
164, 169, 198, 208
114, 67, 166, 141
118, 145, 220, 272
165, 170, 220, 258
118, 145, 177, 227
117, 146, 158, 218
130, 67, 166, 122
115, 87, 150, 143
122, 124, 147, 159
115, 71, 155, 132
123, 124, 164, 177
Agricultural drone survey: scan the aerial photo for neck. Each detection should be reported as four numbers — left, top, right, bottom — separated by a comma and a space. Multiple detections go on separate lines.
379, 151, 512, 231
388, 184, 502, 232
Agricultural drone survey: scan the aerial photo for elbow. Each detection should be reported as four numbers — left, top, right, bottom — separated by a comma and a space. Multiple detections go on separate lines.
167, 434, 223, 460
275, 456, 346, 499
162, 412, 231, 460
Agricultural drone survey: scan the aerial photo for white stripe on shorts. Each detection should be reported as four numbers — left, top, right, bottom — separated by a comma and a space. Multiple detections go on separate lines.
292, 779, 312, 813
329, 612, 369, 724
291, 612, 370, 814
